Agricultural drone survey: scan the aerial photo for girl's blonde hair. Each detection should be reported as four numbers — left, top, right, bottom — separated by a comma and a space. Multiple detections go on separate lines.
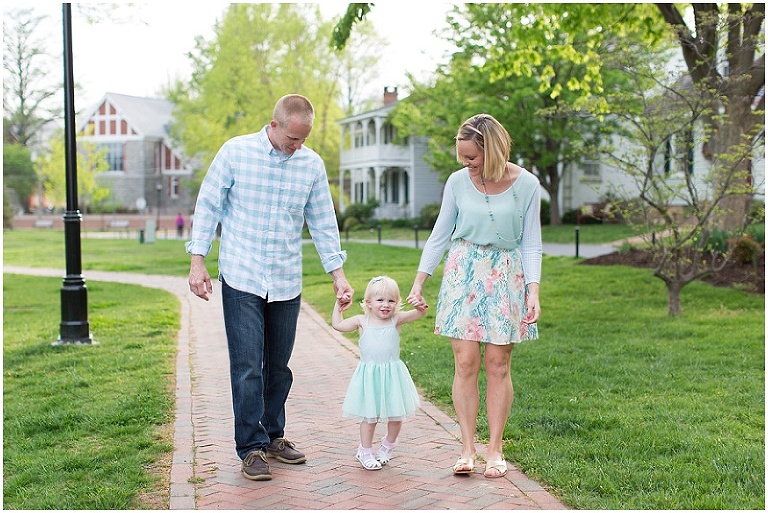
360, 276, 403, 314
455, 113, 512, 182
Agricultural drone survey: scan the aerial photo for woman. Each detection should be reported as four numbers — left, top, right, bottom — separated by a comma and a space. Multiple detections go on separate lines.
406, 113, 541, 478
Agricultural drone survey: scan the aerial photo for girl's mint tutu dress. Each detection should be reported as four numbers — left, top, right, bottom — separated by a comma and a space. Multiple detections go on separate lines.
342, 317, 420, 423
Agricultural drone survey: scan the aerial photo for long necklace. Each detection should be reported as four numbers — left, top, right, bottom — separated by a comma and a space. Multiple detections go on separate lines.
480, 177, 524, 243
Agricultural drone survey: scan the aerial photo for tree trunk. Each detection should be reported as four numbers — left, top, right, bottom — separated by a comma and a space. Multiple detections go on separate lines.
666, 281, 683, 316
549, 198, 561, 226
655, 3, 763, 233
709, 107, 755, 232
541, 161, 562, 226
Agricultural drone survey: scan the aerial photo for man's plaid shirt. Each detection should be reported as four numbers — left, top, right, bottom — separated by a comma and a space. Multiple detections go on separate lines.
186, 126, 346, 301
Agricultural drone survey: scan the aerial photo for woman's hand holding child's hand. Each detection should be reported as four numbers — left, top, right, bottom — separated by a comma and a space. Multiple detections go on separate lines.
406, 292, 429, 312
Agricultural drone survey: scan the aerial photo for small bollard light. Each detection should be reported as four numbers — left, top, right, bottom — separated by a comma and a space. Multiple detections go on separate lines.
575, 225, 580, 258
413, 225, 420, 248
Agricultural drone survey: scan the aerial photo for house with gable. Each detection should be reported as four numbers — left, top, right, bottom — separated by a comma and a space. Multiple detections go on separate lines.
77, 92, 196, 214
338, 88, 444, 221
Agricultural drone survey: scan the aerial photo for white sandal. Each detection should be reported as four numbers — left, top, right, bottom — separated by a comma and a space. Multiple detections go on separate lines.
356, 445, 382, 470
376, 436, 398, 465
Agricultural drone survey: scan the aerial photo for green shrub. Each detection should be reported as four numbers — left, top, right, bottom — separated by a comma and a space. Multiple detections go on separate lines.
540, 198, 551, 225
390, 217, 420, 228
746, 223, 765, 244
342, 217, 362, 231
419, 203, 441, 228
342, 200, 379, 225
748, 199, 765, 223
704, 228, 730, 254
731, 232, 763, 265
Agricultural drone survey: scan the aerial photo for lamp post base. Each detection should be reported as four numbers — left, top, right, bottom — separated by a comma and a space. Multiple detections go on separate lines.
56, 278, 95, 345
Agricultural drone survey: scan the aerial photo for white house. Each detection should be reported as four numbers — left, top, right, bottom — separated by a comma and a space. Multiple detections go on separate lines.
559, 118, 765, 218
338, 88, 444, 221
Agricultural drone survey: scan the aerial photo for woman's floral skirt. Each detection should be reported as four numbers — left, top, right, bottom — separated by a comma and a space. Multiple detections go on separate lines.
435, 238, 538, 345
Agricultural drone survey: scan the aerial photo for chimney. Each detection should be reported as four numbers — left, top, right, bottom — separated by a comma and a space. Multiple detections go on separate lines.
383, 86, 398, 106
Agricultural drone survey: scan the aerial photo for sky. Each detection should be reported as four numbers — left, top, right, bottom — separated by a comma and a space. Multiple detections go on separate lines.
3, 1, 454, 112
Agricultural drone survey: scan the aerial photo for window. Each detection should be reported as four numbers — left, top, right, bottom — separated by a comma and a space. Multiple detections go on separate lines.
389, 172, 399, 203
664, 138, 673, 175
171, 176, 180, 198
354, 122, 364, 148
582, 160, 600, 179
664, 133, 694, 175
99, 142, 124, 171
682, 130, 694, 175
381, 171, 399, 203
383, 123, 396, 144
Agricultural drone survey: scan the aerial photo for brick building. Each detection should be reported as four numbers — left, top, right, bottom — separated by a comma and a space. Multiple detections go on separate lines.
78, 92, 196, 215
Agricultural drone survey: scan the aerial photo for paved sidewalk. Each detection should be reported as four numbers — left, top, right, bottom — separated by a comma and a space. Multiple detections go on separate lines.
4, 266, 567, 510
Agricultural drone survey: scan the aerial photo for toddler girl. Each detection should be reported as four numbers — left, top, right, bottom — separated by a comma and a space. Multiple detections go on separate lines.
332, 276, 427, 470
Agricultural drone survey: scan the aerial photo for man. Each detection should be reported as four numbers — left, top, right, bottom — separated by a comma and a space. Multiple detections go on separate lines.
186, 94, 354, 481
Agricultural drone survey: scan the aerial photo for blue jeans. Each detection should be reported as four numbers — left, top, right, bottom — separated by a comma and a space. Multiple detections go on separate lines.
221, 278, 301, 460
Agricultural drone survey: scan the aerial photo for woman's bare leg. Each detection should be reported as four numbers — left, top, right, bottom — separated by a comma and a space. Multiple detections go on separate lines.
451, 338, 482, 459
484, 343, 514, 474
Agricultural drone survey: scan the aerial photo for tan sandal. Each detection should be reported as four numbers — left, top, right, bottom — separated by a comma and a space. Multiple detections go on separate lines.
484, 459, 508, 478
453, 456, 475, 474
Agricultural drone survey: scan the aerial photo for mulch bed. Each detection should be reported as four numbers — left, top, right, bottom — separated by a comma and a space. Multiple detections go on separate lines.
580, 249, 765, 294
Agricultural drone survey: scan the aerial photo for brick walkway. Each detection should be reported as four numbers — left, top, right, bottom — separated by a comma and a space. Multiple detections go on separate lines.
4, 266, 568, 510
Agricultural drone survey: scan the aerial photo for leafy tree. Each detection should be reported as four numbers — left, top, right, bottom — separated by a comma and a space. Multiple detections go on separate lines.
36, 130, 110, 213
330, 3, 372, 51
392, 3, 667, 225
3, 143, 38, 212
335, 19, 387, 115
599, 48, 756, 315
2, 8, 59, 148
656, 4, 765, 231
169, 4, 358, 188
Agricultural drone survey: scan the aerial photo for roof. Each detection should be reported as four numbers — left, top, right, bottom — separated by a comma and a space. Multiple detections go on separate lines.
338, 101, 398, 125
81, 92, 175, 139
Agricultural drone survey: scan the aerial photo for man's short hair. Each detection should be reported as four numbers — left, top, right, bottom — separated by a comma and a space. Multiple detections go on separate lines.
274, 94, 315, 126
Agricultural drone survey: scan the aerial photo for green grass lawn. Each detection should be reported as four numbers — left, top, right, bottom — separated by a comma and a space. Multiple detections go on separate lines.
3, 274, 178, 509
3, 229, 764, 509
541, 222, 638, 244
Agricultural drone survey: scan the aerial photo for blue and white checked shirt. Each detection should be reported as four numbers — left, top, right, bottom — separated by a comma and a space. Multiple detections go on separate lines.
185, 126, 346, 301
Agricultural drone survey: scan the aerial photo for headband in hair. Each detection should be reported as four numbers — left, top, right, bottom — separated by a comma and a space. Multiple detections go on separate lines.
465, 124, 483, 136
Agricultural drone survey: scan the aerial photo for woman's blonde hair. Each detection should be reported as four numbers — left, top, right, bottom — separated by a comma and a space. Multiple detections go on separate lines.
455, 113, 512, 182
360, 276, 403, 314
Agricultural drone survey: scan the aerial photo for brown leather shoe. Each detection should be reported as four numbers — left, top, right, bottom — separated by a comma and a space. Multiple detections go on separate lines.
242, 450, 272, 480
267, 437, 306, 464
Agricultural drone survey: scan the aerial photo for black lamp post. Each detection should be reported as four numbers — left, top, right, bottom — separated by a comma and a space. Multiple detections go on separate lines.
57, 3, 92, 345
155, 181, 163, 227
